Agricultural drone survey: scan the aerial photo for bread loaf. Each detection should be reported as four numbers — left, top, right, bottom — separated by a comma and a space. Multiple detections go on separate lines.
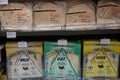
0, 2, 33, 31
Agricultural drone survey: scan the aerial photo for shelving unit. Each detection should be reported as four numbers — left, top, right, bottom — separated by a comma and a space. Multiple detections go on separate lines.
0, 0, 120, 79
0, 0, 119, 41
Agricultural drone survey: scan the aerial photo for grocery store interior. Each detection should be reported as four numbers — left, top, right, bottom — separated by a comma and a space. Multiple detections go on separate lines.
0, 0, 120, 80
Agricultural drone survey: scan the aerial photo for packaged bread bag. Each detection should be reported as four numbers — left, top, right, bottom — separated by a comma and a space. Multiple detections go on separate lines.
44, 41, 81, 79
0, 2, 33, 31
33, 1, 66, 31
6, 42, 43, 80
83, 40, 120, 80
66, 1, 96, 30
97, 0, 120, 29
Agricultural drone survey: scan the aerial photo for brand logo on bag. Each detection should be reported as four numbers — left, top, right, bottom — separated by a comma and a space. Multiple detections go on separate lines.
17, 12, 28, 17
20, 58, 29, 62
96, 56, 106, 59
57, 57, 65, 61
50, 13, 60, 19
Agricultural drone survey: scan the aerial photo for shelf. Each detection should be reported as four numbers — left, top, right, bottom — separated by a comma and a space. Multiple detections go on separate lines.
0, 29, 120, 36
0, 29, 119, 41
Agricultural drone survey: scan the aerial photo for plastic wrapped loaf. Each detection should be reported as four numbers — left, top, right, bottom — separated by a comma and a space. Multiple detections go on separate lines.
0, 2, 33, 31
33, 2, 66, 31
97, 0, 120, 29
6, 42, 43, 79
66, 2, 96, 30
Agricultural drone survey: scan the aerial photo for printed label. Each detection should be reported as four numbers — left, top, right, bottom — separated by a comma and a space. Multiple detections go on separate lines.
58, 40, 67, 45
6, 32, 16, 39
18, 42, 28, 48
100, 39, 110, 45
0, 0, 8, 4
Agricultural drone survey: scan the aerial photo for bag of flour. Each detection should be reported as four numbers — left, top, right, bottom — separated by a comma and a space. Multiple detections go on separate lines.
66, 1, 96, 30
97, 0, 120, 29
33, 1, 66, 31
0, 2, 33, 31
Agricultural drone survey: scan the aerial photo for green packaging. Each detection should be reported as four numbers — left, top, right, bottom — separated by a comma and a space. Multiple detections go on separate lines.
44, 41, 81, 78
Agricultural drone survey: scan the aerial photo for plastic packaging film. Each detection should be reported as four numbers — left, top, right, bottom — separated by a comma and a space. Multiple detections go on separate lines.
6, 42, 43, 79
44, 41, 81, 79
33, 1, 66, 31
66, 1, 96, 30
0, 2, 33, 31
83, 40, 120, 79
97, 0, 120, 29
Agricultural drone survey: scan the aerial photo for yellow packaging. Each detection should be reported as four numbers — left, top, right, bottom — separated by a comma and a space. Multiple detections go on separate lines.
0, 75, 7, 80
84, 77, 118, 80
6, 42, 43, 79
83, 40, 120, 78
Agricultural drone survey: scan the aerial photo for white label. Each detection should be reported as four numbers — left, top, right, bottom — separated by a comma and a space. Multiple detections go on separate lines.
18, 42, 28, 48
0, 0, 8, 4
7, 32, 16, 38
58, 40, 67, 45
100, 39, 110, 45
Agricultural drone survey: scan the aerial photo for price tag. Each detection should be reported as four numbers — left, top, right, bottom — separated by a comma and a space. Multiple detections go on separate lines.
0, 0, 8, 4
58, 39, 67, 45
18, 41, 28, 48
100, 39, 110, 45
6, 32, 16, 38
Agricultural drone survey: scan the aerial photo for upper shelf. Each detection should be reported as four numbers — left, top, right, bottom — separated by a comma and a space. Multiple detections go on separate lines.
0, 29, 120, 36
0, 29, 119, 41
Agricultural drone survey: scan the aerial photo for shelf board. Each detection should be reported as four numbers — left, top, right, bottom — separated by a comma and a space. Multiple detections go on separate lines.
0, 29, 119, 41
0, 29, 120, 37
